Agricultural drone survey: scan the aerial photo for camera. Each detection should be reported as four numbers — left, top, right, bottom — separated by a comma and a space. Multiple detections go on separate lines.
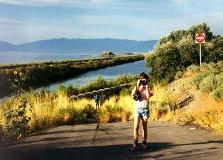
139, 80, 147, 86
133, 90, 141, 101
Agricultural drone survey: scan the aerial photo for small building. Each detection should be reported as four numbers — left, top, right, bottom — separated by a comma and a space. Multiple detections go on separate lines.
102, 50, 115, 58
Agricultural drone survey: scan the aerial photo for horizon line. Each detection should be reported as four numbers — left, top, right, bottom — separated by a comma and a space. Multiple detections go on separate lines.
1, 37, 158, 45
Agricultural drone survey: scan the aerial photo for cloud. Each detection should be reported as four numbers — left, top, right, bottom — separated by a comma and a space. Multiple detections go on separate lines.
0, 0, 222, 43
0, 0, 78, 6
0, 0, 110, 6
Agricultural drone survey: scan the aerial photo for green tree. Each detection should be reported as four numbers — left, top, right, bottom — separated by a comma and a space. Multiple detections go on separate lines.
146, 23, 222, 84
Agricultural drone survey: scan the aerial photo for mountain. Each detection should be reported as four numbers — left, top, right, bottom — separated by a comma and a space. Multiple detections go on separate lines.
0, 38, 157, 53
0, 40, 17, 51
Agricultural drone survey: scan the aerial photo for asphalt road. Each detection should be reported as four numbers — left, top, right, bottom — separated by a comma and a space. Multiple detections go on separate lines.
0, 121, 223, 160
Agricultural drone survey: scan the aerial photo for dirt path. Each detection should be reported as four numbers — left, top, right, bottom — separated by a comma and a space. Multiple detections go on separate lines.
0, 122, 223, 160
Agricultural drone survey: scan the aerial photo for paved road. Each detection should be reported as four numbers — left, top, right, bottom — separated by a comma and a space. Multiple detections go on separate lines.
0, 122, 223, 160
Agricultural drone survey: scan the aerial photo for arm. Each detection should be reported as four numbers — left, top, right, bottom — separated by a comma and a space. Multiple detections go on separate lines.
145, 85, 150, 99
131, 79, 140, 96
145, 85, 154, 99
131, 86, 137, 96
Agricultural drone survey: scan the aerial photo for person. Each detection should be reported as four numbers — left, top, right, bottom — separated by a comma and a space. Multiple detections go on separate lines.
130, 72, 153, 151
93, 94, 100, 110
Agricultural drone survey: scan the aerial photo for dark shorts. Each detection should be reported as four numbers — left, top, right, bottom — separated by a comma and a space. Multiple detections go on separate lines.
134, 107, 149, 119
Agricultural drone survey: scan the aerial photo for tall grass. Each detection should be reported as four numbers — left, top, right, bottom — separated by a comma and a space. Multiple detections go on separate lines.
0, 75, 136, 138
149, 61, 223, 134
190, 61, 223, 100
0, 93, 135, 138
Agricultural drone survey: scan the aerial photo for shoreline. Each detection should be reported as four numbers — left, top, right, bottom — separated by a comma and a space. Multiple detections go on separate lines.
0, 54, 144, 98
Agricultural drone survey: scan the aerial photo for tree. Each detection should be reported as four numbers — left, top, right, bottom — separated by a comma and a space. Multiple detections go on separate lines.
145, 23, 222, 84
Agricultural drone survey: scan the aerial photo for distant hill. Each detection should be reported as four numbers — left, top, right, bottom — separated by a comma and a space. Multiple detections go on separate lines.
0, 40, 16, 51
0, 38, 157, 53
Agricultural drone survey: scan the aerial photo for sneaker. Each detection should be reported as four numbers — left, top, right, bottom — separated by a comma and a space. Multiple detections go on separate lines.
129, 144, 139, 151
141, 143, 148, 150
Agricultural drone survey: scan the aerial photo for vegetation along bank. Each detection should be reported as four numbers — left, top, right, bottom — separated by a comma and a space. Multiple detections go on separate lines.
0, 54, 144, 97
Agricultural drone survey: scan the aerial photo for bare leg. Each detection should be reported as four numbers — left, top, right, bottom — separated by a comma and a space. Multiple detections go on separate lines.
133, 116, 140, 145
142, 117, 148, 144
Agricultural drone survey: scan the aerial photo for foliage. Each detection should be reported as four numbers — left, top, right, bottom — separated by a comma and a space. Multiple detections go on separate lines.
149, 61, 223, 133
190, 61, 223, 100
0, 55, 143, 97
3, 97, 32, 138
0, 75, 136, 138
145, 23, 223, 84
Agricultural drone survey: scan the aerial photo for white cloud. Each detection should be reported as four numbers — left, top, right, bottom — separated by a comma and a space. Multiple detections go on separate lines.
0, 0, 74, 6
0, 0, 110, 6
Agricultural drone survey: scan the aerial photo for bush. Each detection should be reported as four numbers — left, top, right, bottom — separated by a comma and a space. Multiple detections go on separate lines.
3, 97, 32, 138
213, 87, 223, 100
199, 73, 216, 92
192, 72, 210, 89
190, 61, 223, 99
145, 23, 223, 84
0, 55, 143, 97
81, 104, 97, 121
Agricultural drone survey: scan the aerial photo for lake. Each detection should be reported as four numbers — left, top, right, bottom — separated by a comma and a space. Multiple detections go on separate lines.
0, 51, 148, 91
46, 60, 148, 90
0, 51, 99, 65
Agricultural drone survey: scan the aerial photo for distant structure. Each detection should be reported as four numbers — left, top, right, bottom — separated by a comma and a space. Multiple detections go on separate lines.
102, 50, 115, 58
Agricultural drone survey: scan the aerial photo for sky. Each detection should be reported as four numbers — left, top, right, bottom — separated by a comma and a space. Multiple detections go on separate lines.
0, 0, 223, 44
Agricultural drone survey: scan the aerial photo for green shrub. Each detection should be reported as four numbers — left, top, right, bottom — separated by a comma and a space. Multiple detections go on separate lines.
3, 97, 32, 138
190, 62, 223, 99
145, 23, 223, 84
81, 104, 97, 121
119, 88, 131, 96
213, 87, 223, 100
192, 72, 209, 89
0, 55, 143, 97
199, 73, 216, 93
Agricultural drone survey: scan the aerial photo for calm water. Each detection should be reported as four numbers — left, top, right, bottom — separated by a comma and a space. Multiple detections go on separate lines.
46, 60, 148, 90
0, 51, 99, 64
0, 51, 148, 91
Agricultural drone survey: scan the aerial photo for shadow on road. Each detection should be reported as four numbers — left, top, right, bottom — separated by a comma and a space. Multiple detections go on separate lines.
1, 140, 223, 160
1, 142, 172, 160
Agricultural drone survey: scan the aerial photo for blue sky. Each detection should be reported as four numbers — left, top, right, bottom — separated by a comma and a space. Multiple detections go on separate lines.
0, 0, 222, 44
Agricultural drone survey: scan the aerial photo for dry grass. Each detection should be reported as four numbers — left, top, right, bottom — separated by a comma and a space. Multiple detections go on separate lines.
98, 95, 134, 123
149, 69, 223, 134
0, 91, 136, 137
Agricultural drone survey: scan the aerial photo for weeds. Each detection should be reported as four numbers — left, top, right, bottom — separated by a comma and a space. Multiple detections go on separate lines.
0, 75, 135, 138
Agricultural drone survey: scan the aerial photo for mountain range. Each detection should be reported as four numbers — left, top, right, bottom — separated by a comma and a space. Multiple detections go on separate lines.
0, 38, 157, 53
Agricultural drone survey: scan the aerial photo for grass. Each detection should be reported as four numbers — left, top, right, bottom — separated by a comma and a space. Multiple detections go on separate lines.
0, 93, 135, 138
0, 75, 136, 138
149, 61, 223, 134
0, 54, 144, 97
1, 61, 223, 138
